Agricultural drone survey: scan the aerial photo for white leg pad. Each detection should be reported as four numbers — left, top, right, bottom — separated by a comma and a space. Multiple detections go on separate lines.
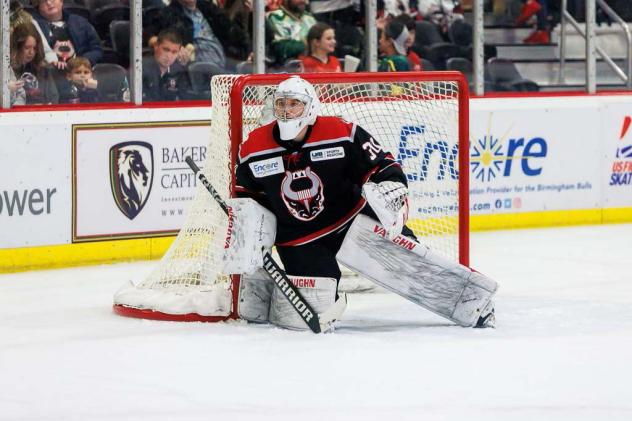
269, 276, 342, 331
237, 269, 274, 323
337, 215, 499, 327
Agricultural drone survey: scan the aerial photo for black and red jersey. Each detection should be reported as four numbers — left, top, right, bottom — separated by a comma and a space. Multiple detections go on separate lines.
235, 116, 406, 246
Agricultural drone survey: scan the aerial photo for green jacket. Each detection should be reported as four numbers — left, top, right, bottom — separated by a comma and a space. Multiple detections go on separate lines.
378, 54, 410, 72
267, 7, 317, 63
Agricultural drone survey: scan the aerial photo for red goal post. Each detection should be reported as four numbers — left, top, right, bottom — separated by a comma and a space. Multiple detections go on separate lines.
113, 71, 469, 322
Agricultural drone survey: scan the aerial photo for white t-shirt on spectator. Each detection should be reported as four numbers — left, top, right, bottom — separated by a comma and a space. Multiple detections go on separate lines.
309, 0, 357, 14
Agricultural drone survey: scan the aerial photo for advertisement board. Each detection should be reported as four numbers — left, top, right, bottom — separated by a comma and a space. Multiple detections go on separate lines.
0, 114, 71, 248
72, 121, 211, 241
600, 99, 632, 208
469, 96, 604, 216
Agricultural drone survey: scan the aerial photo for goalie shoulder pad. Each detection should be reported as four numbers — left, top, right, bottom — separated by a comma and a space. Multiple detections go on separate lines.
221, 198, 277, 275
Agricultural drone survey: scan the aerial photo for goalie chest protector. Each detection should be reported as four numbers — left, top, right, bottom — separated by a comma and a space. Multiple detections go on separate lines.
235, 116, 406, 246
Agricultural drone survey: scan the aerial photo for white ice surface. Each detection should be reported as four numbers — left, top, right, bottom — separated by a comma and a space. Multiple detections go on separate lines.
1, 224, 632, 421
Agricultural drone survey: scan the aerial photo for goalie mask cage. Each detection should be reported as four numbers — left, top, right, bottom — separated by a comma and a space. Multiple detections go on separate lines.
113, 71, 469, 322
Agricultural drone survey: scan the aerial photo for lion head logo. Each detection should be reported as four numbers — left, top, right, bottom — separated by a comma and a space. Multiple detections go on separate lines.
280, 167, 324, 221
109, 141, 154, 220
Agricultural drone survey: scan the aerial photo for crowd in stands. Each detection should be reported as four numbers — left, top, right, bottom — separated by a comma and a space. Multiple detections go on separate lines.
6, 0, 630, 106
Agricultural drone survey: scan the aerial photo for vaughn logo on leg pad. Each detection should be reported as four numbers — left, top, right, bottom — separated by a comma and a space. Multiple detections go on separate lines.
372, 224, 416, 251
291, 278, 316, 288
224, 206, 234, 249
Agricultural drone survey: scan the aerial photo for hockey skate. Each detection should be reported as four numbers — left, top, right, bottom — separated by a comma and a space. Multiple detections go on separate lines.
475, 300, 496, 328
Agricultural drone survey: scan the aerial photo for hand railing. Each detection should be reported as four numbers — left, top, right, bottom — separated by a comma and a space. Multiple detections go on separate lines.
559, 0, 631, 90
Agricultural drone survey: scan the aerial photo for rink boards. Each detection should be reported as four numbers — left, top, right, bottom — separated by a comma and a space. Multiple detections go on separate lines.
1, 93, 632, 271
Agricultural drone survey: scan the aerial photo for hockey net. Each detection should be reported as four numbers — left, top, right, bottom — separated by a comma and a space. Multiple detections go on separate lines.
113, 72, 469, 321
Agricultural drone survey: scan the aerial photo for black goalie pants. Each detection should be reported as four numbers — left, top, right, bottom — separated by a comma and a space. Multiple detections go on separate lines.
275, 207, 417, 287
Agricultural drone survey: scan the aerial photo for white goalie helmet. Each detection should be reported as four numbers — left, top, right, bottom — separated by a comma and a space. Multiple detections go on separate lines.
273, 76, 320, 141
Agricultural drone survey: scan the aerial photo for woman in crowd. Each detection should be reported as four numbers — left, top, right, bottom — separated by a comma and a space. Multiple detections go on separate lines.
300, 22, 341, 73
10, 24, 59, 105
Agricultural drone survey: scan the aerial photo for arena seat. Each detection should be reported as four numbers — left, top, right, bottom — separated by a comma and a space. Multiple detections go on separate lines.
92, 62, 128, 103
188, 62, 224, 100
487, 58, 540, 92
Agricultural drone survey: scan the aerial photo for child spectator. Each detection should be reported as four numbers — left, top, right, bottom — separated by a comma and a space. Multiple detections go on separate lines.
142, 29, 191, 102
58, 57, 99, 104
300, 22, 341, 73
11, 23, 59, 104
378, 20, 410, 72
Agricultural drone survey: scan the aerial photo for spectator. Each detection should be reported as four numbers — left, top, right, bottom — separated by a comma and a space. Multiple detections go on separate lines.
266, 0, 282, 11
392, 13, 423, 71
490, 0, 520, 25
417, 0, 464, 36
10, 23, 59, 104
378, 20, 410, 72
29, 0, 103, 69
267, 0, 317, 64
310, 0, 363, 60
58, 57, 100, 103
224, 0, 253, 41
10, 0, 32, 31
146, 0, 250, 71
10, 0, 57, 63
300, 22, 341, 73
516, 0, 550, 44
310, 0, 360, 22
380, 0, 414, 18
142, 29, 191, 102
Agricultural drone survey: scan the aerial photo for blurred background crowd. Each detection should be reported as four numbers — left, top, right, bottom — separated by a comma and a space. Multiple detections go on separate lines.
6, 0, 632, 105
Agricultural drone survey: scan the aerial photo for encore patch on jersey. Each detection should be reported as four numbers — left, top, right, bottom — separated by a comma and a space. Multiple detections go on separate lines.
249, 157, 284, 178
310, 147, 345, 162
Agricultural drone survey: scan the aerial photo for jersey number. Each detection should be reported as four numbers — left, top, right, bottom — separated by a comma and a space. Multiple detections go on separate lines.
362, 137, 383, 160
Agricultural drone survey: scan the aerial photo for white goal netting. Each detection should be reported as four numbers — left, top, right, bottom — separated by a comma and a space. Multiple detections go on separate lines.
113, 72, 468, 321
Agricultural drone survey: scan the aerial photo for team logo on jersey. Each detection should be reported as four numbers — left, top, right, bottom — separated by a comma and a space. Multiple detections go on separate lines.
280, 167, 324, 221
109, 141, 154, 220
250, 156, 284, 177
310, 147, 345, 161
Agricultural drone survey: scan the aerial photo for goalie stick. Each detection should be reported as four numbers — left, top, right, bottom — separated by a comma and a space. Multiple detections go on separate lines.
185, 156, 342, 334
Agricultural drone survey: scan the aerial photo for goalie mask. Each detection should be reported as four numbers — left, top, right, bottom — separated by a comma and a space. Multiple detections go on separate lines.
273, 76, 320, 141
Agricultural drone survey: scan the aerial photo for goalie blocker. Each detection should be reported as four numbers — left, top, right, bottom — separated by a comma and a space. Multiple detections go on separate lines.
337, 215, 498, 327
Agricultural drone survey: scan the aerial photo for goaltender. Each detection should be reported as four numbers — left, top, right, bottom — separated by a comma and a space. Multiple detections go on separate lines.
221, 76, 497, 331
